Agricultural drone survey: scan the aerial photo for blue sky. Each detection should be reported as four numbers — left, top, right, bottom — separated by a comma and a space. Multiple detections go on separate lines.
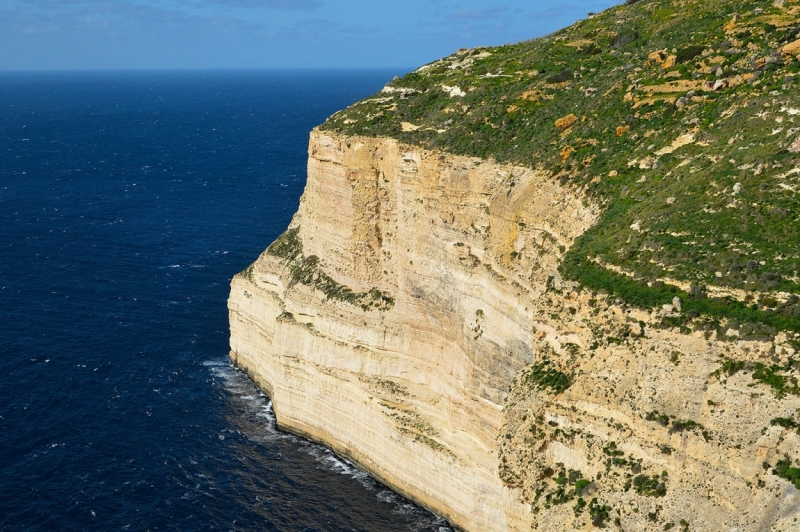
0, 0, 621, 70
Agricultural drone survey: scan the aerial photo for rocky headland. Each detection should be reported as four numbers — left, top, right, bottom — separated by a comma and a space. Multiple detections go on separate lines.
230, 0, 800, 529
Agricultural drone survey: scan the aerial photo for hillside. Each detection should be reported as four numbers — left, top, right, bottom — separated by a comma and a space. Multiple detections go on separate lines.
230, 1, 800, 530
322, 0, 800, 339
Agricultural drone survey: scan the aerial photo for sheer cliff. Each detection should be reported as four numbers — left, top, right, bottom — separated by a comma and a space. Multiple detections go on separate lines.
230, 0, 800, 530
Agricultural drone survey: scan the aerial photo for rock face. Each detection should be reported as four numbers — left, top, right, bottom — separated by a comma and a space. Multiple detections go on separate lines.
229, 130, 597, 531
229, 130, 800, 530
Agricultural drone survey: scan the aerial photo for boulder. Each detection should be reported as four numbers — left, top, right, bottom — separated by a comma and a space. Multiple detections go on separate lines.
782, 39, 800, 58
648, 50, 669, 64
555, 114, 579, 130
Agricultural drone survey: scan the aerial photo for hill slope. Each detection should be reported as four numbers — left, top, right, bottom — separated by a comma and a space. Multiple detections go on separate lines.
230, 1, 800, 530
322, 0, 800, 337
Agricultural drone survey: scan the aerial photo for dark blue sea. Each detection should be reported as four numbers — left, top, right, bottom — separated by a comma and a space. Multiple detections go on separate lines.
0, 70, 452, 532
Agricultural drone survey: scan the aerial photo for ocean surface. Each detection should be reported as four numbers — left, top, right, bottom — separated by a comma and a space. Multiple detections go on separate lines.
0, 70, 452, 532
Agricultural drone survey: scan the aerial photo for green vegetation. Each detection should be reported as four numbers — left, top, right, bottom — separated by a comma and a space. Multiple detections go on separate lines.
772, 456, 800, 488
770, 416, 799, 430
267, 227, 395, 311
573, 494, 612, 527
632, 471, 669, 497
524, 358, 573, 394
715, 357, 746, 377
574, 478, 592, 495
266, 226, 303, 260
235, 263, 255, 282
600, 441, 670, 498
752, 363, 800, 398
714, 357, 800, 398
645, 410, 671, 426
318, 0, 800, 330
645, 411, 708, 439
676, 44, 706, 63
669, 419, 704, 434
560, 257, 800, 334
532, 467, 593, 513
588, 498, 613, 527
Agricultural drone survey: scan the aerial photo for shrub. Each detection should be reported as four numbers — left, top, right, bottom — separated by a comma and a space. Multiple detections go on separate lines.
575, 478, 591, 495
525, 359, 573, 394
589, 498, 612, 527
632, 473, 667, 497
770, 417, 798, 429
752, 364, 800, 398
612, 32, 639, 48
545, 70, 574, 84
267, 226, 302, 260
676, 45, 706, 63
716, 358, 746, 377
773, 457, 800, 489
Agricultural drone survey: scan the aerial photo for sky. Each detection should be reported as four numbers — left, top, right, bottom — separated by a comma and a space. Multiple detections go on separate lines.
0, 0, 621, 70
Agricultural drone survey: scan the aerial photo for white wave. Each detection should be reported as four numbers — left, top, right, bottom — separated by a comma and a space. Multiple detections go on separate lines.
207, 362, 286, 438
207, 360, 453, 531
377, 490, 397, 503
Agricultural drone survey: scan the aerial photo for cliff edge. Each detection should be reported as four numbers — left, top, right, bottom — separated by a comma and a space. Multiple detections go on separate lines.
230, 0, 800, 529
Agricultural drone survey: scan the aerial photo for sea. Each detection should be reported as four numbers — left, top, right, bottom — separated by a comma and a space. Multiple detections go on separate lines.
0, 70, 453, 532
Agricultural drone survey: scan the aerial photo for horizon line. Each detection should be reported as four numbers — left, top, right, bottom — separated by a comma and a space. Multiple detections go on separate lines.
0, 66, 414, 73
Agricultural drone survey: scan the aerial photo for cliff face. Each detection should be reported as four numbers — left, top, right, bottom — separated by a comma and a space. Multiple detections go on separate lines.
230, 0, 800, 527
230, 129, 800, 531
229, 130, 598, 531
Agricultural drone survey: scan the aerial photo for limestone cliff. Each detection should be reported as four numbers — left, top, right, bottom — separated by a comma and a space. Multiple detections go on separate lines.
230, 129, 800, 531
230, 0, 800, 529
229, 130, 597, 531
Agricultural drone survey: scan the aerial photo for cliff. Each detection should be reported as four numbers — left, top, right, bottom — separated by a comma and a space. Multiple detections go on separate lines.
229, 131, 598, 530
230, 0, 800, 530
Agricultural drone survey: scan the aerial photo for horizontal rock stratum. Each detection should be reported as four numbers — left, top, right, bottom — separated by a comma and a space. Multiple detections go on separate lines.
230, 129, 800, 531
229, 131, 598, 530
230, 0, 800, 529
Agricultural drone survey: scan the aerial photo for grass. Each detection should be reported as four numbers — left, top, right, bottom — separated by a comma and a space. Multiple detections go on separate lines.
317, 0, 800, 329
